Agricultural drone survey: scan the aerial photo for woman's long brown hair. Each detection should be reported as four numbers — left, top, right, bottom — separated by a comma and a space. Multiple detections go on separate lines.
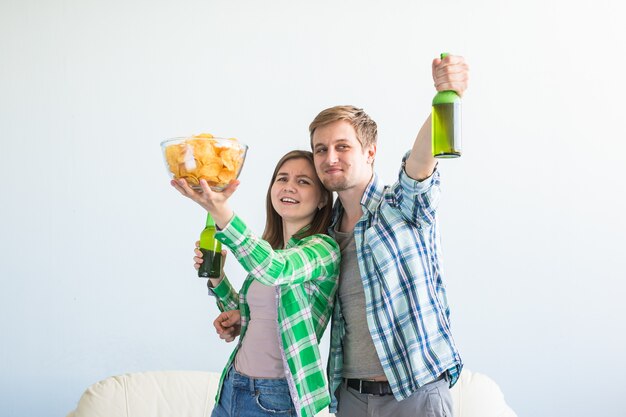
261, 150, 333, 249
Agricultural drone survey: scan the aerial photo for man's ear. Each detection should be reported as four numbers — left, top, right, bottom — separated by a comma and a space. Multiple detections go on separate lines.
367, 144, 377, 164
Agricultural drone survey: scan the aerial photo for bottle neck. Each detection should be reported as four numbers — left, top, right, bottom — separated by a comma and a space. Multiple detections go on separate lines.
205, 212, 216, 228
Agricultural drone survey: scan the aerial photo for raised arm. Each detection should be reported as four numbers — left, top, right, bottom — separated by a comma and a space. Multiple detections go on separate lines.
405, 54, 469, 181
174, 179, 340, 287
217, 215, 340, 287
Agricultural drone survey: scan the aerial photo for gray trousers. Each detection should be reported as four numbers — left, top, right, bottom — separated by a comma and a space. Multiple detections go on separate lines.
335, 376, 453, 417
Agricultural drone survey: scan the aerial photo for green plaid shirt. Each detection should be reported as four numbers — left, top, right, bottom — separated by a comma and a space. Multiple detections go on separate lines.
208, 215, 340, 417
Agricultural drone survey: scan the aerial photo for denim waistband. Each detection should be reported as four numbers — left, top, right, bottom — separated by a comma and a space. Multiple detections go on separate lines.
228, 365, 290, 392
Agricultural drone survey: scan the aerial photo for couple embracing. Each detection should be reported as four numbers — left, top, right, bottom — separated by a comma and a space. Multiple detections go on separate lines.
171, 54, 469, 417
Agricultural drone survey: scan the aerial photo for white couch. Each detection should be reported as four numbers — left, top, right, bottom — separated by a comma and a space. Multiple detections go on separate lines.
67, 369, 517, 417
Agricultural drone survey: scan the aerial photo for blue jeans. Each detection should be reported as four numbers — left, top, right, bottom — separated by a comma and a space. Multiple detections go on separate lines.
211, 366, 296, 417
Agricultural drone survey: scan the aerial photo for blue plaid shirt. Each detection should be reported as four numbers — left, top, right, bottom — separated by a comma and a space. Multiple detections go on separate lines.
327, 152, 462, 411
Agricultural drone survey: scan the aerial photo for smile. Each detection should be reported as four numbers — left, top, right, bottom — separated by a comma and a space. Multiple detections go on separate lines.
280, 197, 299, 204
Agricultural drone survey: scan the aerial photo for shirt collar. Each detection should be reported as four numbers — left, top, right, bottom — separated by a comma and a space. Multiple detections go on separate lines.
330, 173, 384, 231
360, 173, 384, 214
286, 224, 311, 247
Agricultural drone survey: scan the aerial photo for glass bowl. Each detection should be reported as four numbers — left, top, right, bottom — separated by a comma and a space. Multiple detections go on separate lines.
161, 135, 248, 191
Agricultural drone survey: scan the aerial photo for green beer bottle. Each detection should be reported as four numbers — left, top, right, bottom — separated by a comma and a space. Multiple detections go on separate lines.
198, 213, 223, 278
432, 52, 462, 158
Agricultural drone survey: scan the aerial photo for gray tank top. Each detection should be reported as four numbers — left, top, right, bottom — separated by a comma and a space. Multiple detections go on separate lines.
334, 228, 386, 379
234, 280, 285, 378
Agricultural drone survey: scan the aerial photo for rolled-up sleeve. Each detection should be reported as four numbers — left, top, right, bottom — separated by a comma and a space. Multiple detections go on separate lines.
395, 151, 441, 225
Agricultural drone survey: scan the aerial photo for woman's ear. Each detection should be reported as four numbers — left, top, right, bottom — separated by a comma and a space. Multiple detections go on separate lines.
318, 193, 328, 210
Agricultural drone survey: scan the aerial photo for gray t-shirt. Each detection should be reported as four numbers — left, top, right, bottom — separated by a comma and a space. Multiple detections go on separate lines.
334, 228, 386, 379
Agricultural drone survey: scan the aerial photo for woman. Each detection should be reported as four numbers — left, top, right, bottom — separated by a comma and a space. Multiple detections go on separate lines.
171, 150, 340, 417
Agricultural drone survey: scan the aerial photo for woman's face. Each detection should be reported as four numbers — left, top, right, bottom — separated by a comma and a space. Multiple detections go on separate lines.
270, 157, 326, 230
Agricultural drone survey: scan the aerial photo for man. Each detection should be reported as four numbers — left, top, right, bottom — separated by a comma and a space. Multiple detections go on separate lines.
213, 54, 469, 416
307, 54, 469, 416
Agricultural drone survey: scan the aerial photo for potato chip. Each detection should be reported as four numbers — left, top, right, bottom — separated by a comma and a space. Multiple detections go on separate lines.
198, 160, 222, 178
184, 174, 200, 186
165, 144, 185, 176
197, 149, 218, 166
218, 167, 235, 183
221, 148, 238, 171
192, 133, 214, 139
177, 162, 189, 177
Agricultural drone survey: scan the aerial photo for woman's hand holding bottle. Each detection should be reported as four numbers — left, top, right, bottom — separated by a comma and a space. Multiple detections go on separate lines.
194, 240, 228, 284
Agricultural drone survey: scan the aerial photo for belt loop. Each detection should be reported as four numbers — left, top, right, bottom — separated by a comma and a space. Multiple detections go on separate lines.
359, 379, 363, 393
249, 375, 255, 392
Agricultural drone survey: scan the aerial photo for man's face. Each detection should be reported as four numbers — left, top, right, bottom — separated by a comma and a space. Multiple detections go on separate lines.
311, 120, 375, 192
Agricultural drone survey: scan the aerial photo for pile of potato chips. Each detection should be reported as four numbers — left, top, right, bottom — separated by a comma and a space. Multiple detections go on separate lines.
164, 133, 247, 190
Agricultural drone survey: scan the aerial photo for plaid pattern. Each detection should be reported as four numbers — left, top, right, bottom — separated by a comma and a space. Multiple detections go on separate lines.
327, 152, 463, 413
208, 215, 340, 417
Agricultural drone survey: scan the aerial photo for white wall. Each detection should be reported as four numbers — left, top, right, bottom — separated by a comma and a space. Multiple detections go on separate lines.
1, 1, 625, 416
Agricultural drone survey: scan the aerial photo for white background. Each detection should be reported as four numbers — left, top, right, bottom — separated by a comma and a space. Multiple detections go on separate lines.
1, 1, 625, 416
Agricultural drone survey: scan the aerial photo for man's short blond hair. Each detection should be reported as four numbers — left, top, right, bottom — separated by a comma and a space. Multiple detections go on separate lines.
309, 105, 378, 150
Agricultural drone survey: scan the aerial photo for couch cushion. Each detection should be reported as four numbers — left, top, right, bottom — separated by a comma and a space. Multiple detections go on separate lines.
68, 371, 219, 417
451, 369, 517, 417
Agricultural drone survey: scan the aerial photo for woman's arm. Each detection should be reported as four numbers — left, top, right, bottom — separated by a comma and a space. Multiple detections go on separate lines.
217, 215, 340, 286
208, 275, 239, 311
173, 179, 340, 286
